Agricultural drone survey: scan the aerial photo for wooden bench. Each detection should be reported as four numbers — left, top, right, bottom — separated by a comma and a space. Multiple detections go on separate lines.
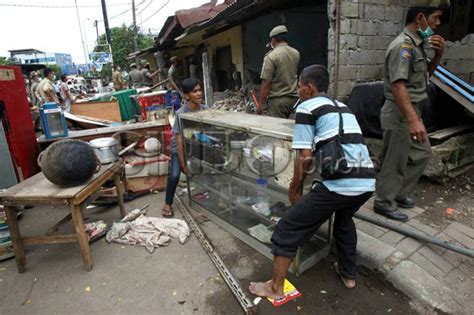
0, 160, 125, 273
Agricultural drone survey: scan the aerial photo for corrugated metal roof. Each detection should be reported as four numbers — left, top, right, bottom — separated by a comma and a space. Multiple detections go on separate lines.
155, 0, 236, 49
176, 0, 236, 28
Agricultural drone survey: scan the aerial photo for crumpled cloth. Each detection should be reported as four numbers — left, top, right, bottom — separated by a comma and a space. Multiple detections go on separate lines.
106, 210, 190, 253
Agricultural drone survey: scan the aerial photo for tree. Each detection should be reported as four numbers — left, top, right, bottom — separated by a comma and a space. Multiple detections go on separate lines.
0, 56, 17, 65
46, 64, 62, 76
93, 25, 155, 70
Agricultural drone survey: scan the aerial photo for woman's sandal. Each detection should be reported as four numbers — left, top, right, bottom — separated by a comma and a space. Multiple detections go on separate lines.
162, 207, 174, 218
334, 262, 356, 289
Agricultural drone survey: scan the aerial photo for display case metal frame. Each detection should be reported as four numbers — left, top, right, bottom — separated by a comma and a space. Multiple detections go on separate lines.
180, 110, 332, 275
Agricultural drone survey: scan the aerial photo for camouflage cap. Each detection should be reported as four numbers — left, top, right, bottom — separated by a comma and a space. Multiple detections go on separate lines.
409, 0, 450, 8
130, 62, 137, 68
269, 25, 288, 38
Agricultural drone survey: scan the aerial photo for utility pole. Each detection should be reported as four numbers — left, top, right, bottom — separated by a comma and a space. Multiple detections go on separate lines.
74, 0, 89, 69
94, 20, 99, 45
100, 0, 113, 67
100, 0, 112, 46
132, 0, 139, 53
132, 0, 139, 64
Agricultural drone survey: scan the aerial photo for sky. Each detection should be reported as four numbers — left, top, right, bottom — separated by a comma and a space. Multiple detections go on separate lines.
0, 0, 211, 64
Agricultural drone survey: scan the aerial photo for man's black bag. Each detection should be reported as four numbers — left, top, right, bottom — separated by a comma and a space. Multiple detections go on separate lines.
314, 97, 349, 180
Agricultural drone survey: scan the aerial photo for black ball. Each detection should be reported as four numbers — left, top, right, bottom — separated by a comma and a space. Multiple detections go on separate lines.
38, 139, 100, 187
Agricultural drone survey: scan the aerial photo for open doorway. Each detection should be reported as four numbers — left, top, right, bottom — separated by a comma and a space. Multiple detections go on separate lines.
215, 46, 233, 91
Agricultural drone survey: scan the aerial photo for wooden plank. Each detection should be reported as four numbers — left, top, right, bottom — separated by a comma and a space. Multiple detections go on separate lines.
428, 125, 474, 146
202, 51, 214, 107
38, 120, 169, 146
430, 76, 474, 116
45, 213, 72, 236
114, 173, 126, 218
23, 234, 77, 245
70, 203, 92, 271
124, 175, 167, 192
0, 160, 121, 202
73, 161, 122, 205
71, 100, 122, 122
4, 206, 26, 273
65, 112, 112, 129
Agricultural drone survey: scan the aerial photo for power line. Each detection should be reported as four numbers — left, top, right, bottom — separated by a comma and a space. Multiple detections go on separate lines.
139, 0, 170, 25
109, 7, 132, 20
0, 2, 130, 9
137, 0, 153, 16
94, 1, 143, 23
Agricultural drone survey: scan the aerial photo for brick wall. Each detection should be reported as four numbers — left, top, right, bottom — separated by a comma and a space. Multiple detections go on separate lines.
442, 34, 474, 84
327, 0, 410, 101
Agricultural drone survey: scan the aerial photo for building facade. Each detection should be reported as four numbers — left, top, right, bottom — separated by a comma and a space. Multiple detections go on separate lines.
9, 49, 77, 75
141, 0, 473, 100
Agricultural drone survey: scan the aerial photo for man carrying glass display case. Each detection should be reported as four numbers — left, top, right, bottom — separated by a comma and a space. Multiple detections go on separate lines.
249, 65, 375, 299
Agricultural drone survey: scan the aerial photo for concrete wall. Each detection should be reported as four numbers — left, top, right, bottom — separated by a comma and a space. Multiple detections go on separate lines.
242, 3, 328, 84
442, 34, 474, 84
169, 26, 244, 87
327, 0, 409, 101
328, 1, 474, 100
206, 26, 244, 75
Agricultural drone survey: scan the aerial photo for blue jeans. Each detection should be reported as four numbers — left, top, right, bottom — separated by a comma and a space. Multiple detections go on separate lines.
165, 152, 181, 205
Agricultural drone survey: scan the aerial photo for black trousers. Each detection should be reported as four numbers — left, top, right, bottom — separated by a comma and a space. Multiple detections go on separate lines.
271, 184, 372, 278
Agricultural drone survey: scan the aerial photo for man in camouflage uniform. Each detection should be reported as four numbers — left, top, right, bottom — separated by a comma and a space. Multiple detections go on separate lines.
168, 56, 179, 83
257, 25, 300, 118
128, 63, 143, 89
29, 71, 41, 107
112, 65, 124, 91
374, 0, 450, 222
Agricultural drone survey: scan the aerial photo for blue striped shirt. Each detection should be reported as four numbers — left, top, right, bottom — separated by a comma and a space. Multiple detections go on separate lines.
293, 96, 375, 193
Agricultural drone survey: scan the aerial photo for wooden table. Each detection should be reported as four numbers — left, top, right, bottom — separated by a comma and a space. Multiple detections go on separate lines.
0, 160, 125, 273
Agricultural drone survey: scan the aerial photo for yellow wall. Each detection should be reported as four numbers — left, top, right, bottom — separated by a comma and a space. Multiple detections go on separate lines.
173, 26, 244, 74
206, 26, 244, 74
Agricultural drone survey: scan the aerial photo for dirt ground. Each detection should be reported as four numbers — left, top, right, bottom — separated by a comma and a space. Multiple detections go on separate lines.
0, 192, 416, 314
191, 209, 416, 315
413, 166, 474, 230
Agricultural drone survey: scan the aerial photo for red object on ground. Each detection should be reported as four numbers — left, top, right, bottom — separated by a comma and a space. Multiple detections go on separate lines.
445, 207, 455, 218
0, 65, 40, 181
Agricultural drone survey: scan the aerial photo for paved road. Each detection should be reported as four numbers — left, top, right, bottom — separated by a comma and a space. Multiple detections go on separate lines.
0, 193, 414, 314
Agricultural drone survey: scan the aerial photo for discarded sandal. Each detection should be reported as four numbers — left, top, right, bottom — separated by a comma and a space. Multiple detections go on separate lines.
334, 262, 356, 289
161, 207, 174, 218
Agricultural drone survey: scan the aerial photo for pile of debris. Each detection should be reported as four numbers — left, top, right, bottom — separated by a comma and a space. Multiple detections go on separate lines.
212, 90, 255, 112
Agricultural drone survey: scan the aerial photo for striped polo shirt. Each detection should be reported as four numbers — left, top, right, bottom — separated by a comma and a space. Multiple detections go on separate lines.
293, 96, 375, 193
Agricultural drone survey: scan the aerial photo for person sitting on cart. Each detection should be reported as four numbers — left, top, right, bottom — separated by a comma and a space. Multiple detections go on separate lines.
249, 65, 375, 299
162, 78, 208, 218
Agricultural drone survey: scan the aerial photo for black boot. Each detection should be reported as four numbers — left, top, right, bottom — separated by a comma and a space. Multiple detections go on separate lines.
374, 206, 409, 222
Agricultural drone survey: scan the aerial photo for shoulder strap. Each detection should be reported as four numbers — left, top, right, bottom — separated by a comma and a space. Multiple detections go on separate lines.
321, 96, 344, 137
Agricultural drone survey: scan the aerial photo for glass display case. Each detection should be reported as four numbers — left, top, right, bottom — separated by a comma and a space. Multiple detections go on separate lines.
180, 110, 331, 275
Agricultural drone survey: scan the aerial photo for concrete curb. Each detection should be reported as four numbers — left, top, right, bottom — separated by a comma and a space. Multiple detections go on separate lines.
356, 230, 462, 314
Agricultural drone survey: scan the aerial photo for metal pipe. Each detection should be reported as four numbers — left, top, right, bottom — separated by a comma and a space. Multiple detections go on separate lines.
437, 65, 474, 93
354, 212, 474, 258
434, 70, 474, 102
175, 196, 257, 315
